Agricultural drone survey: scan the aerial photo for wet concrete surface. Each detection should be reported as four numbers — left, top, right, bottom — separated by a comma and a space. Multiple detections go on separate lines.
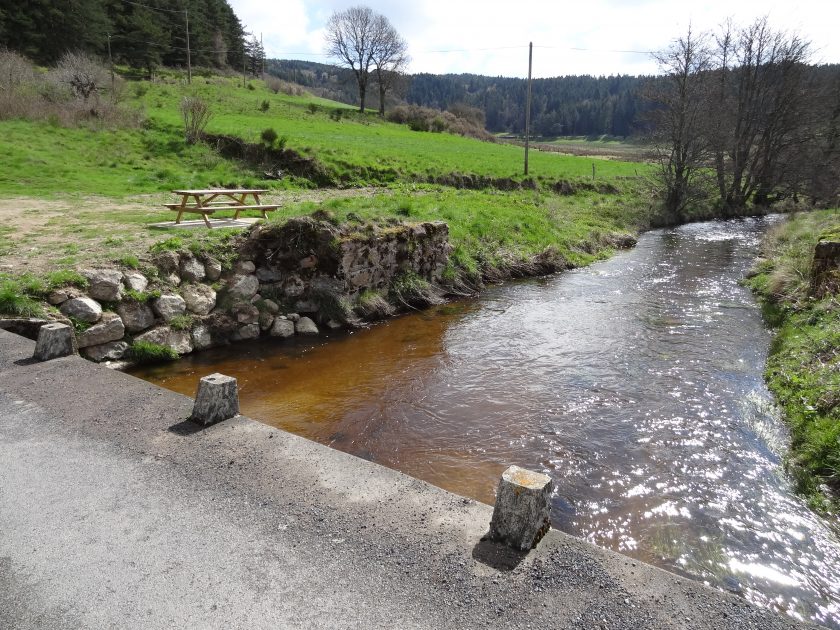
0, 329, 817, 629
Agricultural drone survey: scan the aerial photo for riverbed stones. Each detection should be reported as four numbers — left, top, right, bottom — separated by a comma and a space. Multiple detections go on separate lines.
232, 302, 259, 324
33, 322, 76, 361
232, 323, 260, 341
259, 310, 274, 331
190, 373, 239, 425
60, 297, 102, 323
153, 294, 187, 322
83, 269, 123, 302
488, 465, 553, 552
182, 284, 216, 316
122, 272, 148, 293
295, 316, 319, 336
235, 260, 256, 274
76, 312, 125, 349
269, 318, 294, 338
261, 299, 280, 315
47, 288, 79, 305
191, 325, 213, 351
228, 274, 259, 300
82, 340, 129, 362
116, 301, 155, 333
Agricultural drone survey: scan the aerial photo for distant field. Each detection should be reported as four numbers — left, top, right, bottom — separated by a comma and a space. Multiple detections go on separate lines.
499, 135, 654, 163
0, 75, 652, 197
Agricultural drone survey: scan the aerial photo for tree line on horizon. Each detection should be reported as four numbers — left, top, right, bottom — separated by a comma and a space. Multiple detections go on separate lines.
0, 0, 246, 77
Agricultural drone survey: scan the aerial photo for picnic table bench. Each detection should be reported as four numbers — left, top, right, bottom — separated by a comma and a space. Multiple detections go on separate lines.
165, 189, 279, 228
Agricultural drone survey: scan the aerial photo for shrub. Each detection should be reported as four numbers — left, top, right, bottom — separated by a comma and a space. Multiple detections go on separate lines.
307, 103, 318, 114
128, 340, 179, 364
260, 127, 278, 147
259, 99, 270, 112
180, 96, 211, 144
151, 237, 183, 253
52, 51, 109, 101
330, 108, 344, 122
265, 75, 282, 94
168, 314, 194, 331
118, 254, 140, 269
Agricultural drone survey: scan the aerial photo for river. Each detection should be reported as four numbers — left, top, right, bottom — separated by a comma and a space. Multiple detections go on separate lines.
131, 216, 840, 628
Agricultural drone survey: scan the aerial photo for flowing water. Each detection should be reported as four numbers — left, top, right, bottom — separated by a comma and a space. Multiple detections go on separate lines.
131, 217, 840, 627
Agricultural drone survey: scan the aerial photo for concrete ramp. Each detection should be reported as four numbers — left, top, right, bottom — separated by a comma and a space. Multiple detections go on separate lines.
0, 329, 815, 629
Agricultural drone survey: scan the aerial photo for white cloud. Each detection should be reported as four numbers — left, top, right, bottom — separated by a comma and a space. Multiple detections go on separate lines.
227, 0, 840, 77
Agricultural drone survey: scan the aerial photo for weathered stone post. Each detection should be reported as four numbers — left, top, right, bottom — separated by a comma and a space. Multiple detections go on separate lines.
190, 373, 239, 425
488, 465, 553, 551
33, 323, 76, 361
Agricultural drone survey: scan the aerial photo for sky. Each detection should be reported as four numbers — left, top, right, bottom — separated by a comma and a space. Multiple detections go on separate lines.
227, 0, 840, 78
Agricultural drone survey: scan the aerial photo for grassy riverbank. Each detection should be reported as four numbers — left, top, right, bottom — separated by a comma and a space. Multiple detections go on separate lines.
745, 210, 840, 511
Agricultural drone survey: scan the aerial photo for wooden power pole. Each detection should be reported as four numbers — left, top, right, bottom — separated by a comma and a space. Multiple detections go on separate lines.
524, 42, 533, 176
185, 9, 192, 84
106, 34, 115, 94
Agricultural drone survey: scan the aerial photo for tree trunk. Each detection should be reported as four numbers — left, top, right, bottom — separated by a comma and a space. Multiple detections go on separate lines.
379, 83, 386, 116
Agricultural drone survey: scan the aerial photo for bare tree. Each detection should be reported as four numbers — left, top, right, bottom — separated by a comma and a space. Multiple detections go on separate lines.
370, 14, 409, 116
180, 96, 211, 144
53, 51, 109, 101
711, 17, 811, 210
325, 6, 408, 113
647, 25, 714, 221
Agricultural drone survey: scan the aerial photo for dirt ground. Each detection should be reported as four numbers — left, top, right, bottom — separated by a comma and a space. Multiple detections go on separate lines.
0, 188, 389, 275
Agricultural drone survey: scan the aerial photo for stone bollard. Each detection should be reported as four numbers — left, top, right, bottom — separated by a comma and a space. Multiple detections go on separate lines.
488, 465, 553, 551
33, 323, 76, 361
190, 373, 239, 425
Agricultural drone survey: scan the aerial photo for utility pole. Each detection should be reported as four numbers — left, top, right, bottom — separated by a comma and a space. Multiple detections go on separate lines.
185, 9, 192, 84
524, 42, 533, 176
261, 33, 265, 77
106, 34, 115, 94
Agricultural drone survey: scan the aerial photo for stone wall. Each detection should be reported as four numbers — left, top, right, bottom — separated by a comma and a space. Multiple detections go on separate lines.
39, 217, 451, 365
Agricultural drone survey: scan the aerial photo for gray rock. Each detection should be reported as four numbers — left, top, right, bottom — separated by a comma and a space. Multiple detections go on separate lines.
162, 272, 181, 287
282, 274, 305, 297
256, 266, 283, 282
153, 294, 187, 322
232, 323, 260, 341
249, 293, 262, 304
60, 297, 102, 323
235, 260, 256, 274
33, 323, 76, 361
180, 256, 206, 283
190, 373, 239, 425
182, 284, 216, 316
294, 300, 318, 313
116, 301, 155, 333
488, 465, 553, 552
259, 311, 274, 331
122, 272, 148, 293
326, 319, 343, 330
83, 269, 123, 302
135, 326, 193, 355
295, 316, 319, 336
228, 274, 259, 300
269, 318, 294, 338
191, 325, 213, 351
83, 340, 129, 362
47, 288, 78, 305
77, 312, 125, 349
154, 250, 179, 275
262, 299, 280, 315
204, 258, 222, 281
232, 302, 259, 324
287, 313, 301, 323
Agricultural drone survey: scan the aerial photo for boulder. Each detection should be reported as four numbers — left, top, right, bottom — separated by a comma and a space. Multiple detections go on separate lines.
269, 318, 294, 338
83, 340, 129, 362
60, 297, 102, 323
204, 258, 222, 281
180, 255, 206, 283
116, 301, 155, 333
191, 325, 213, 351
153, 294, 187, 322
295, 316, 319, 336
259, 311, 274, 331
282, 274, 305, 297
235, 260, 256, 274
232, 302, 259, 324
232, 323, 260, 341
135, 326, 193, 355
154, 250, 179, 275
228, 274, 259, 300
122, 272, 148, 293
262, 299, 280, 315
77, 312, 125, 349
182, 284, 216, 316
256, 266, 283, 282
83, 269, 123, 302
47, 288, 79, 305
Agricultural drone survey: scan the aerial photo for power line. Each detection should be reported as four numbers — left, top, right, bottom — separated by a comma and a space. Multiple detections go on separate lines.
116, 0, 185, 15
535, 45, 654, 55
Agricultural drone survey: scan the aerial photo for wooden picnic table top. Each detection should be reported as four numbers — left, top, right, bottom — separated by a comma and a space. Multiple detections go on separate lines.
172, 188, 268, 196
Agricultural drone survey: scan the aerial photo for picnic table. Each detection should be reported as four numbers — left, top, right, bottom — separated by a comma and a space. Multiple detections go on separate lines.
165, 189, 279, 228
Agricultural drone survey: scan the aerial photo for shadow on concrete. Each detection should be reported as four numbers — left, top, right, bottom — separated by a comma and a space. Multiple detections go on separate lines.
13, 357, 40, 367
167, 419, 204, 436
472, 536, 528, 572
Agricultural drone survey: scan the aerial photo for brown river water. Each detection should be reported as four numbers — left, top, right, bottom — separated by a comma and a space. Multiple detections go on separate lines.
131, 217, 840, 627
